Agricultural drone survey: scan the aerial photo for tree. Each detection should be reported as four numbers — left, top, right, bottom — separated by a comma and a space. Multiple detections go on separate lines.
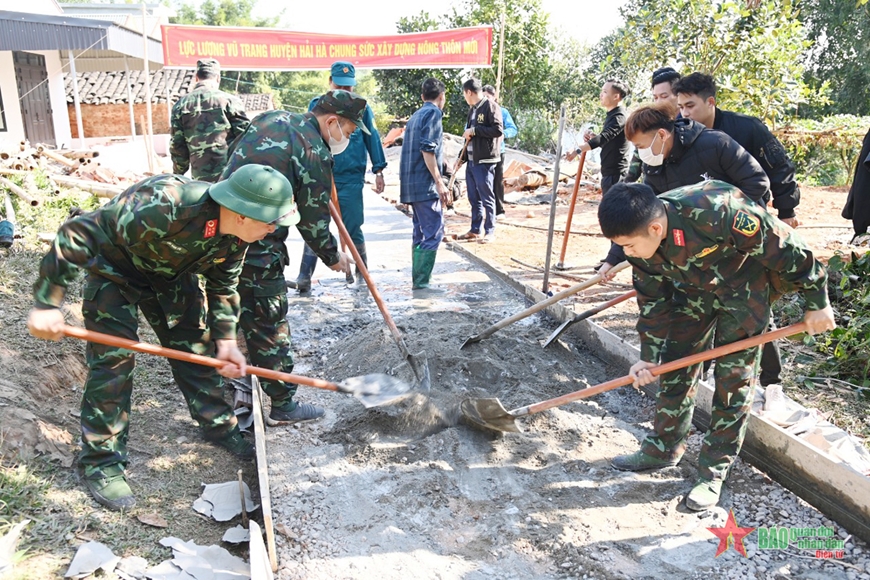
611, 0, 817, 126
799, 0, 870, 117
373, 0, 556, 137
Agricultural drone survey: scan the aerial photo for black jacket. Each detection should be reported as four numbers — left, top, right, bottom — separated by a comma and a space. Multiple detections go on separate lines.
586, 105, 629, 177
713, 108, 800, 219
842, 127, 870, 237
605, 120, 771, 265
461, 97, 503, 164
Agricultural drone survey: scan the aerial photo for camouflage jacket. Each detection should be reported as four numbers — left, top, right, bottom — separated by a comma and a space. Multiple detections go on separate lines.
170, 83, 250, 182
221, 110, 339, 271
32, 174, 247, 340
630, 180, 829, 363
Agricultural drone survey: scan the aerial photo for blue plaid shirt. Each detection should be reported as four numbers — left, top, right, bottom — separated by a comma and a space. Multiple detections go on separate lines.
400, 102, 444, 204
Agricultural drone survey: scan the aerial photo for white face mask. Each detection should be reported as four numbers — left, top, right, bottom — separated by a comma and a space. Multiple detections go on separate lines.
638, 131, 666, 166
327, 119, 350, 155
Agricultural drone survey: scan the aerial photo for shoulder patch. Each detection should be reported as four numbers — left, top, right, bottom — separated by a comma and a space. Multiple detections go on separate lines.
694, 244, 719, 259
732, 211, 760, 237
672, 229, 686, 247
204, 219, 218, 239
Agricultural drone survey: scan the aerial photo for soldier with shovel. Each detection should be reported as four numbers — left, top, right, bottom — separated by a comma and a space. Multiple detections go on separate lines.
597, 180, 835, 511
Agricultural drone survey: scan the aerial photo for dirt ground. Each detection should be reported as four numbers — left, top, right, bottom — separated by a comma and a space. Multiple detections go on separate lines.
1, 155, 869, 579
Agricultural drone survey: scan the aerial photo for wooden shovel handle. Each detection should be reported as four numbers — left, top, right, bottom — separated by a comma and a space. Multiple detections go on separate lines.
61, 325, 340, 392
447, 140, 469, 191
327, 196, 407, 351
518, 321, 809, 417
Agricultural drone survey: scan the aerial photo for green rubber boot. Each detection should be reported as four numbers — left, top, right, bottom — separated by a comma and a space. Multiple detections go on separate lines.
610, 450, 681, 471
685, 478, 724, 511
412, 246, 437, 289
84, 473, 136, 511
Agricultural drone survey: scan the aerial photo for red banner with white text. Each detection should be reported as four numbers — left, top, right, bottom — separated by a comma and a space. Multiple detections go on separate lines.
161, 25, 493, 70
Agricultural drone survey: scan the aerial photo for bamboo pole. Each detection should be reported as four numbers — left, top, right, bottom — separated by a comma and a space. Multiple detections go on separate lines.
36, 145, 78, 169
0, 176, 40, 207
52, 176, 124, 199
542, 105, 567, 295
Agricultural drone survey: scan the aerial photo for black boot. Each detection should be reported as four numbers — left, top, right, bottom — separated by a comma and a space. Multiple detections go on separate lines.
296, 246, 318, 292
355, 243, 368, 277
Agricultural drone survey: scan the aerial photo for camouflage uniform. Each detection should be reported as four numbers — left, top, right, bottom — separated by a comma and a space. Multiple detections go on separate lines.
629, 180, 829, 481
221, 109, 341, 404
170, 82, 250, 182
32, 174, 246, 479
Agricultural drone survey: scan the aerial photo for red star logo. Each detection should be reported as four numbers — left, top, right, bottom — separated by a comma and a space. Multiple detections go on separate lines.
708, 510, 755, 557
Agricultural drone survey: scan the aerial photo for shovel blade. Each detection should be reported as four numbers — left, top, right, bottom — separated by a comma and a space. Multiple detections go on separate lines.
460, 398, 522, 433
406, 351, 431, 392
338, 374, 413, 408
459, 335, 480, 350
542, 318, 574, 348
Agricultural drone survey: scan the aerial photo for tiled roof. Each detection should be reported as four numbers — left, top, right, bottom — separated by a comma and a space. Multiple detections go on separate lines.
237, 93, 275, 113
64, 70, 277, 113
64, 69, 194, 105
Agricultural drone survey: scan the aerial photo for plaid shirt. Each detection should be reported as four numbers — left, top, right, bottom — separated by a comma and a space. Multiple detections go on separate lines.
400, 102, 444, 204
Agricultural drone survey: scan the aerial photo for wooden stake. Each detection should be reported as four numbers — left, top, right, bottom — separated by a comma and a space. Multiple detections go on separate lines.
238, 469, 249, 529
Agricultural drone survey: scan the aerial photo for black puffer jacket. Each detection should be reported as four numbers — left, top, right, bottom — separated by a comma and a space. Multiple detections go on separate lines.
604, 119, 771, 265
642, 119, 770, 202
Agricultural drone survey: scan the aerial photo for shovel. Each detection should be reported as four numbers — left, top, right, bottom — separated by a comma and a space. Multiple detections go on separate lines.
460, 261, 630, 349
61, 326, 412, 408
447, 140, 469, 193
328, 192, 431, 392
462, 321, 809, 432
542, 289, 637, 348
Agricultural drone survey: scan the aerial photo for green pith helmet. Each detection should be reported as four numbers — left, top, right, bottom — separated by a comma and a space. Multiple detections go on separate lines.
209, 165, 299, 227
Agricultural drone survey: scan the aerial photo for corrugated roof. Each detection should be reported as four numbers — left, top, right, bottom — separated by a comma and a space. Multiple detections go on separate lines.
0, 10, 162, 64
64, 69, 195, 105
237, 93, 275, 113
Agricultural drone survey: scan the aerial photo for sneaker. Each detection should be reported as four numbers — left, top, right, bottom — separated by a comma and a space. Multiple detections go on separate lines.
84, 473, 136, 511
269, 402, 325, 424
610, 450, 681, 471
685, 478, 724, 511
207, 431, 255, 460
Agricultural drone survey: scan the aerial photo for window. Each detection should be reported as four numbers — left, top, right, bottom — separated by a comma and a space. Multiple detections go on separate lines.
0, 86, 6, 132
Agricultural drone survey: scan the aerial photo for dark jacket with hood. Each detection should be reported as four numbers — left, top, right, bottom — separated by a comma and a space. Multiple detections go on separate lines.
460, 96, 503, 164
605, 119, 771, 265
842, 127, 870, 238
713, 108, 799, 219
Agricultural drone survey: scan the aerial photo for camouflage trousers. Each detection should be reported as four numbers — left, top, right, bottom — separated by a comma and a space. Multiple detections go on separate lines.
640, 296, 766, 481
237, 264, 296, 404
80, 274, 238, 479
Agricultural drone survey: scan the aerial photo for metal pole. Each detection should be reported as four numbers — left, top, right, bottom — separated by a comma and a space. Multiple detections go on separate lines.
123, 56, 136, 140
542, 105, 567, 295
495, 8, 506, 97
141, 2, 154, 173
67, 50, 86, 149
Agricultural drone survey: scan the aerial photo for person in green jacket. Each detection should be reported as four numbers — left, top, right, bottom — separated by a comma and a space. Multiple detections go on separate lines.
27, 165, 298, 511
597, 180, 835, 511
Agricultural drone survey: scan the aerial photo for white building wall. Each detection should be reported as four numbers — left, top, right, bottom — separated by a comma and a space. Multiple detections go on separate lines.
0, 52, 26, 148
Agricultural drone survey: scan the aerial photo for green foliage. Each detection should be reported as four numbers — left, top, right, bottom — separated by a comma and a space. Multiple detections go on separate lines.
373, 0, 562, 137
776, 115, 869, 186
611, 0, 821, 126
512, 109, 557, 155
799, 0, 870, 117
815, 252, 870, 383
172, 0, 279, 27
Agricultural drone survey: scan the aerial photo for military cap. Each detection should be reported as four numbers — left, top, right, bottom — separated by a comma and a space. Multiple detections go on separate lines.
209, 164, 300, 227
196, 58, 221, 78
315, 90, 370, 135
330, 61, 356, 87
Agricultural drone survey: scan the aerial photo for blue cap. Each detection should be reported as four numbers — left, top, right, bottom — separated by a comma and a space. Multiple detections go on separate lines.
330, 61, 356, 87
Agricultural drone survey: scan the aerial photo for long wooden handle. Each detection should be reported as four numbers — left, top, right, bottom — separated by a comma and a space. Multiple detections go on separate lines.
516, 321, 809, 417
447, 140, 469, 191
474, 261, 630, 339
571, 289, 636, 323
557, 151, 586, 264
330, 182, 348, 254
61, 325, 341, 392
327, 197, 408, 352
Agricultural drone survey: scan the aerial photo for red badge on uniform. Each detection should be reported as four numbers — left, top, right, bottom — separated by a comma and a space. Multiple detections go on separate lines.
204, 219, 217, 238
672, 229, 686, 247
